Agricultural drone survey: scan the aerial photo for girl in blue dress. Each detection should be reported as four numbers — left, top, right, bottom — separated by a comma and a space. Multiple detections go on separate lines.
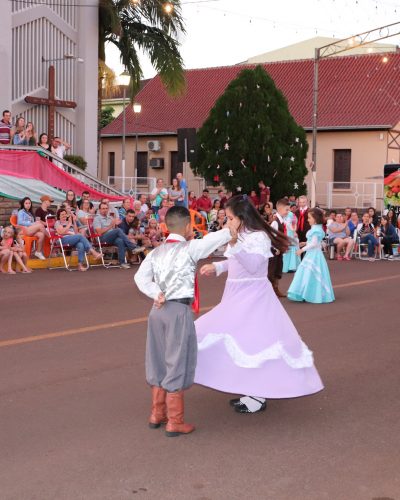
287, 208, 335, 304
283, 210, 301, 273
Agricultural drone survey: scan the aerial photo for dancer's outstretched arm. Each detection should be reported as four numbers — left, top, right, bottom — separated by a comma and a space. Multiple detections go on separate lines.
188, 228, 232, 261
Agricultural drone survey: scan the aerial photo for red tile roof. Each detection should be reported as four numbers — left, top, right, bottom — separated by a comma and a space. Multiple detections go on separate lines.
101, 53, 400, 137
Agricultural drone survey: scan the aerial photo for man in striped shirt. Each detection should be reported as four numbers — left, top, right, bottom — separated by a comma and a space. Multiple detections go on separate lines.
0, 110, 13, 144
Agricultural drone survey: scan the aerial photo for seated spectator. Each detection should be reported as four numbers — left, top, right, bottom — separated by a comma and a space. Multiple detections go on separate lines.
357, 213, 379, 261
17, 196, 47, 260
327, 213, 354, 261
133, 200, 145, 221
145, 218, 163, 248
35, 195, 54, 222
216, 189, 228, 208
118, 198, 132, 219
138, 194, 149, 214
259, 202, 274, 224
55, 208, 101, 271
51, 136, 71, 169
380, 215, 399, 259
0, 110, 13, 144
93, 202, 143, 269
120, 213, 150, 256
188, 191, 197, 211
288, 194, 297, 206
347, 211, 360, 238
77, 191, 95, 212
368, 206, 379, 227
168, 178, 185, 207
326, 210, 337, 227
0, 234, 12, 273
344, 207, 352, 221
76, 199, 93, 235
209, 209, 226, 232
387, 208, 397, 229
157, 198, 170, 223
209, 199, 221, 222
196, 189, 212, 219
1, 226, 32, 273
249, 190, 260, 208
64, 190, 78, 212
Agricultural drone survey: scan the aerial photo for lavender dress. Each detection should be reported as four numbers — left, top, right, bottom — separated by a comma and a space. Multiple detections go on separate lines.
195, 230, 324, 398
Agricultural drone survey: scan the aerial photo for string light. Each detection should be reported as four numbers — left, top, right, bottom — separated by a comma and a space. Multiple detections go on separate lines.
163, 2, 174, 14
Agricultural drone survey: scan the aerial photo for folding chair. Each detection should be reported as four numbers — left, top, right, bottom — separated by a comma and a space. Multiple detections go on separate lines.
45, 215, 88, 271
86, 217, 119, 268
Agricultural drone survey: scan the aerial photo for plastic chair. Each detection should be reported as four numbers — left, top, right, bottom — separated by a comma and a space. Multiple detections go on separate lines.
46, 215, 88, 271
189, 209, 208, 237
10, 214, 39, 258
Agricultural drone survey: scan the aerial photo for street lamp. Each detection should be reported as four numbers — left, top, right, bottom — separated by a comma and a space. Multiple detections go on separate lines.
310, 21, 400, 208
133, 102, 142, 197
118, 70, 131, 193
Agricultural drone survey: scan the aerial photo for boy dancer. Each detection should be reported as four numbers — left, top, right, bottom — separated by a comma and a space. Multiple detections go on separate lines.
268, 198, 290, 298
134, 206, 234, 437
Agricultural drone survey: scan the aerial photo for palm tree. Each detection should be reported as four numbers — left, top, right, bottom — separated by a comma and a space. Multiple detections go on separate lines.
98, 0, 186, 100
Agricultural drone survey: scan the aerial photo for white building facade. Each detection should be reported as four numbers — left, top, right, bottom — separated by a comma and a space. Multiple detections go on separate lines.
0, 0, 99, 175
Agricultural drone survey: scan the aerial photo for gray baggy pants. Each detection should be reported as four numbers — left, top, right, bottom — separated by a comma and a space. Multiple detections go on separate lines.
146, 301, 197, 392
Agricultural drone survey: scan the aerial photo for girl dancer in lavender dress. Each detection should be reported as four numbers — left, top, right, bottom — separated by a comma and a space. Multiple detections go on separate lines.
194, 196, 324, 414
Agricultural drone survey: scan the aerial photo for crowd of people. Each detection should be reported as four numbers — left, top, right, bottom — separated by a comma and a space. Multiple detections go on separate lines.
1, 164, 399, 275
0, 109, 70, 167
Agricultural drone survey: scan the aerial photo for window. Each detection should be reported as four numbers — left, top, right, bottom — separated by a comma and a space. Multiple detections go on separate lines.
108, 152, 115, 184
137, 151, 148, 184
333, 149, 351, 189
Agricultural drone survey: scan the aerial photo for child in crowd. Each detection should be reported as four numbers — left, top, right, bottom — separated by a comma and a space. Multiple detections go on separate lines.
287, 208, 335, 303
282, 210, 300, 273
146, 218, 163, 248
134, 206, 234, 437
268, 198, 290, 297
0, 226, 32, 273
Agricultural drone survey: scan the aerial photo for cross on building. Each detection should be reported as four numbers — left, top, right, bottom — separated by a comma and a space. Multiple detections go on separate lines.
25, 65, 77, 142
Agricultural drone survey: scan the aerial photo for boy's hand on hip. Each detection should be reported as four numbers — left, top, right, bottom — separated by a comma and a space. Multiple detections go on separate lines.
154, 292, 166, 309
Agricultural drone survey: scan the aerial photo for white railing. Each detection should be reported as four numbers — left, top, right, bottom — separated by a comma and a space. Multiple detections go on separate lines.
316, 182, 384, 211
0, 145, 124, 197
108, 176, 157, 197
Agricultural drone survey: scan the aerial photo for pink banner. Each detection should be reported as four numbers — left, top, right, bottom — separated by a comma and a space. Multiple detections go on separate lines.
0, 150, 125, 201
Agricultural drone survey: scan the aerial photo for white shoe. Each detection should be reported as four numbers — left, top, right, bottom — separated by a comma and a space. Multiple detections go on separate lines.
133, 246, 145, 254
120, 263, 131, 269
388, 255, 394, 260
34, 251, 46, 260
368, 257, 375, 262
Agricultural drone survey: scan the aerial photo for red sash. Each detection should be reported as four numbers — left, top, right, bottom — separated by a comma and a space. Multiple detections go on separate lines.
166, 239, 200, 314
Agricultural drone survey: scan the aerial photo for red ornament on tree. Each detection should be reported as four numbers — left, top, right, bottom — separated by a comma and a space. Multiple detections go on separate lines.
213, 175, 220, 182
253, 165, 257, 172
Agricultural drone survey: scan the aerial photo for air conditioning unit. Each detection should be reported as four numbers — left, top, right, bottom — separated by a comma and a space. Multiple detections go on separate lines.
147, 140, 161, 152
149, 158, 164, 169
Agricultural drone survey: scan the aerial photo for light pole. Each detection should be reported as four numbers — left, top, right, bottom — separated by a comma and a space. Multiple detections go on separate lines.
310, 21, 400, 208
119, 70, 131, 194
133, 102, 142, 197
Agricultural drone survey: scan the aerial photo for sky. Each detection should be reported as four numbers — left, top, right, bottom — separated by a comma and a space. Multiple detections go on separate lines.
106, 0, 400, 79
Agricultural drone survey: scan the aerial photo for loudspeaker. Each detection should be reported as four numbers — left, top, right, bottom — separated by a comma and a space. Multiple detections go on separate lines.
177, 128, 197, 163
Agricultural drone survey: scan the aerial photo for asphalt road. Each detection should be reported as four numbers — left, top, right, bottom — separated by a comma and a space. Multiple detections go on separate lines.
1, 259, 399, 500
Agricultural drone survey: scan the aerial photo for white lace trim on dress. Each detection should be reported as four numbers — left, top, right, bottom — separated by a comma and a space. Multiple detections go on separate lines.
198, 333, 314, 369
224, 231, 273, 259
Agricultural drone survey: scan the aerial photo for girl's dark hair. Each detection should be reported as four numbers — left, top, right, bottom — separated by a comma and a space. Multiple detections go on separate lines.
19, 196, 33, 213
56, 208, 67, 220
65, 190, 77, 208
226, 195, 289, 253
38, 133, 48, 144
212, 199, 221, 209
172, 178, 181, 190
309, 207, 324, 225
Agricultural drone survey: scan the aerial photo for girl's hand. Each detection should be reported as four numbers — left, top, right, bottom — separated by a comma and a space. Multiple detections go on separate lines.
200, 264, 216, 276
296, 249, 302, 256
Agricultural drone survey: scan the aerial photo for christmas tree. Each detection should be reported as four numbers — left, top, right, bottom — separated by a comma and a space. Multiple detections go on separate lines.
193, 65, 308, 201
